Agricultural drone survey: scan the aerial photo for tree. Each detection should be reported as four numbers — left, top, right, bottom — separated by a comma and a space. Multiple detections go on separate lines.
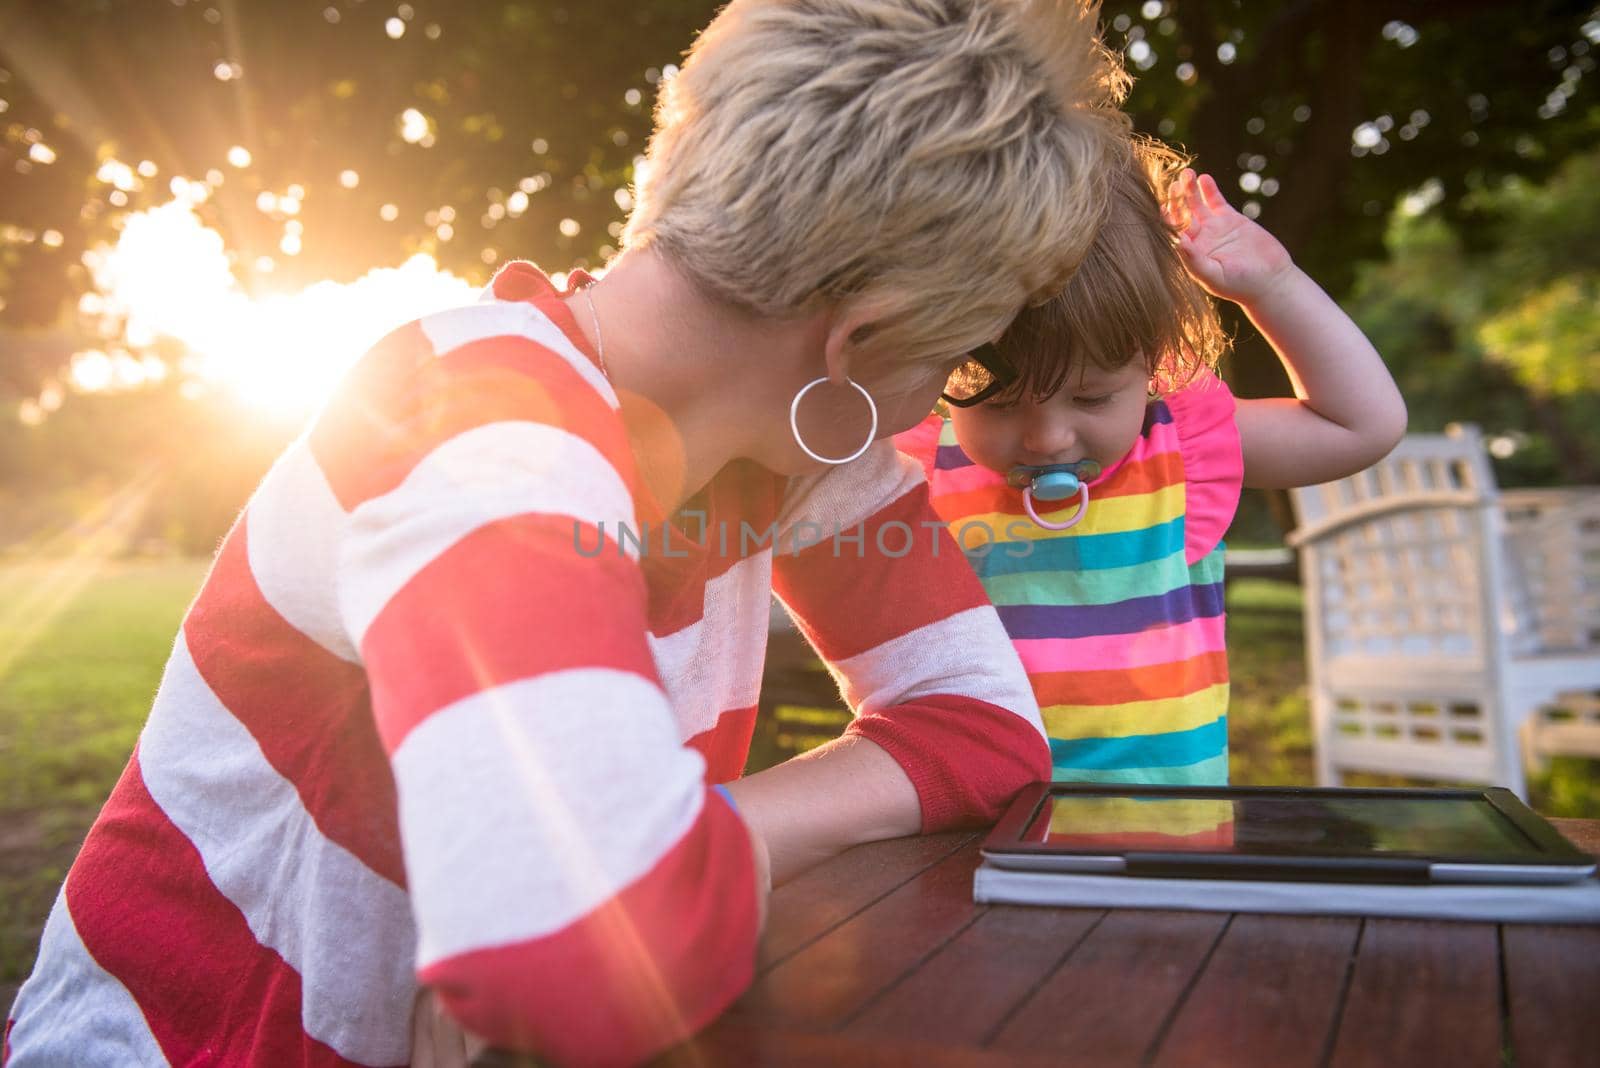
1101, 0, 1600, 402
1347, 145, 1600, 482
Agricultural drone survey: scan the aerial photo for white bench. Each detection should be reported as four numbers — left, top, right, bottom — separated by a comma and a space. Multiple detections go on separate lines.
1288, 425, 1600, 798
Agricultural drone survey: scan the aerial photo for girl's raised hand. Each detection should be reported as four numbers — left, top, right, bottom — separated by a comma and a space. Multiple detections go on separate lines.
1165, 169, 1295, 305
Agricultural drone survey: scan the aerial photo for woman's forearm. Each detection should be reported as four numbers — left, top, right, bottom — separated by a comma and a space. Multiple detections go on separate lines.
724, 734, 922, 885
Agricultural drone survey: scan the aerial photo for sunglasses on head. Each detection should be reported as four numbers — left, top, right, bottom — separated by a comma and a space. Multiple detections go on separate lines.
941, 343, 1018, 408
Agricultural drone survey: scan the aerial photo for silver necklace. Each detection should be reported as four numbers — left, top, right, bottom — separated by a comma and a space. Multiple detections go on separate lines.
581, 283, 607, 378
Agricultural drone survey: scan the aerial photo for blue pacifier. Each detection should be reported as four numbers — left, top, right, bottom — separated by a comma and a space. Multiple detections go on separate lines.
1006, 460, 1100, 530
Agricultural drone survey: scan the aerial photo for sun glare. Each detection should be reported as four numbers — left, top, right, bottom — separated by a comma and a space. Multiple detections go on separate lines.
76, 193, 479, 418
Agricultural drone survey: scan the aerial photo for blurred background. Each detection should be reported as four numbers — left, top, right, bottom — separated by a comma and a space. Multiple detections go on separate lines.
2, 0, 1598, 1002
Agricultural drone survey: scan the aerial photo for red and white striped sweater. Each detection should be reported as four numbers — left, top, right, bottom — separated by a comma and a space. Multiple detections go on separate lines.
5, 263, 1048, 1067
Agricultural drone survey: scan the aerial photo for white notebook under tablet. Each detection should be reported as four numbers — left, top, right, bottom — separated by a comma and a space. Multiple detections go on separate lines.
974, 784, 1598, 922
973, 865, 1600, 924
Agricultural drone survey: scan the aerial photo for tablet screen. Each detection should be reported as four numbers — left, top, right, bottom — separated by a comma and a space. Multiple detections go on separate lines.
1025, 794, 1539, 857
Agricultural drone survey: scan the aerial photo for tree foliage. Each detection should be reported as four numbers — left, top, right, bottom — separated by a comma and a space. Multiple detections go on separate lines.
1348, 146, 1600, 482
1098, 0, 1600, 400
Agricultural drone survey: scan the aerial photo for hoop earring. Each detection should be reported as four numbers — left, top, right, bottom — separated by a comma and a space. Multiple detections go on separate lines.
789, 376, 879, 465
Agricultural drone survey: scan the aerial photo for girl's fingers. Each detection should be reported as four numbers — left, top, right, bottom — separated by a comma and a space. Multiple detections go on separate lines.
1167, 174, 1197, 231
1182, 169, 1211, 222
1197, 172, 1230, 213
1161, 197, 1185, 231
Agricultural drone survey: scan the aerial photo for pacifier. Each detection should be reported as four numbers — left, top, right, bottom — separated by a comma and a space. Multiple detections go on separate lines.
1006, 460, 1101, 530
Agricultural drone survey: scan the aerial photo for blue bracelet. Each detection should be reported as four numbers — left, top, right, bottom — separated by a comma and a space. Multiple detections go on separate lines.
712, 783, 739, 814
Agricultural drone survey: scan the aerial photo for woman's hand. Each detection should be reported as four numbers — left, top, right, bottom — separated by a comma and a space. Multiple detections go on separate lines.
411, 987, 489, 1068
1165, 169, 1296, 306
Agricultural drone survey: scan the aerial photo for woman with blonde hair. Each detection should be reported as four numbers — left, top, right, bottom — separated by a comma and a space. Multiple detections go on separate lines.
8, 2, 1129, 1064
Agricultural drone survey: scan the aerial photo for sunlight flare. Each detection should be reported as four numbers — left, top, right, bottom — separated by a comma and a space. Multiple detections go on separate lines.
0, 469, 158, 684
77, 195, 479, 418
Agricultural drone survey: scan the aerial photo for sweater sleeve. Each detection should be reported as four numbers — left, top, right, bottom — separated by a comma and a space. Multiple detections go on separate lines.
771, 441, 1050, 832
320, 306, 757, 1066
1165, 372, 1244, 564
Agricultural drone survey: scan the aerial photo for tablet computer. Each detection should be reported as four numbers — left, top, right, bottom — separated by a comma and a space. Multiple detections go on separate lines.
981, 784, 1597, 884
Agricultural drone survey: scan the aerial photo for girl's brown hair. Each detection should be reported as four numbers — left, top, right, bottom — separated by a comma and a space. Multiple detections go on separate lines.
991, 136, 1228, 401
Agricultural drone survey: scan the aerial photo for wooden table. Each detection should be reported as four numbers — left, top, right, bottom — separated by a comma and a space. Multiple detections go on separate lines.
652, 818, 1600, 1067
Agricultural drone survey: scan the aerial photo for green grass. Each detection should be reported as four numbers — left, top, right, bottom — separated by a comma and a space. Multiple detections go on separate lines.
0, 558, 204, 809
0, 557, 207, 1005
1223, 579, 1318, 786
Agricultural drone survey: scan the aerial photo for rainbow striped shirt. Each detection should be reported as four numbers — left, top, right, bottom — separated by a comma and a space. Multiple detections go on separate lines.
898, 377, 1243, 785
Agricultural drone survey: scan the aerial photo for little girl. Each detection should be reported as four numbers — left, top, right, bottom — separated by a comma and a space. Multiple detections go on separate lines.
897, 142, 1407, 785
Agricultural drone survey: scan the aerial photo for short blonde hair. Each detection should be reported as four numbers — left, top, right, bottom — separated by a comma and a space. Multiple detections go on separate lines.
990, 136, 1228, 399
623, 0, 1131, 377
